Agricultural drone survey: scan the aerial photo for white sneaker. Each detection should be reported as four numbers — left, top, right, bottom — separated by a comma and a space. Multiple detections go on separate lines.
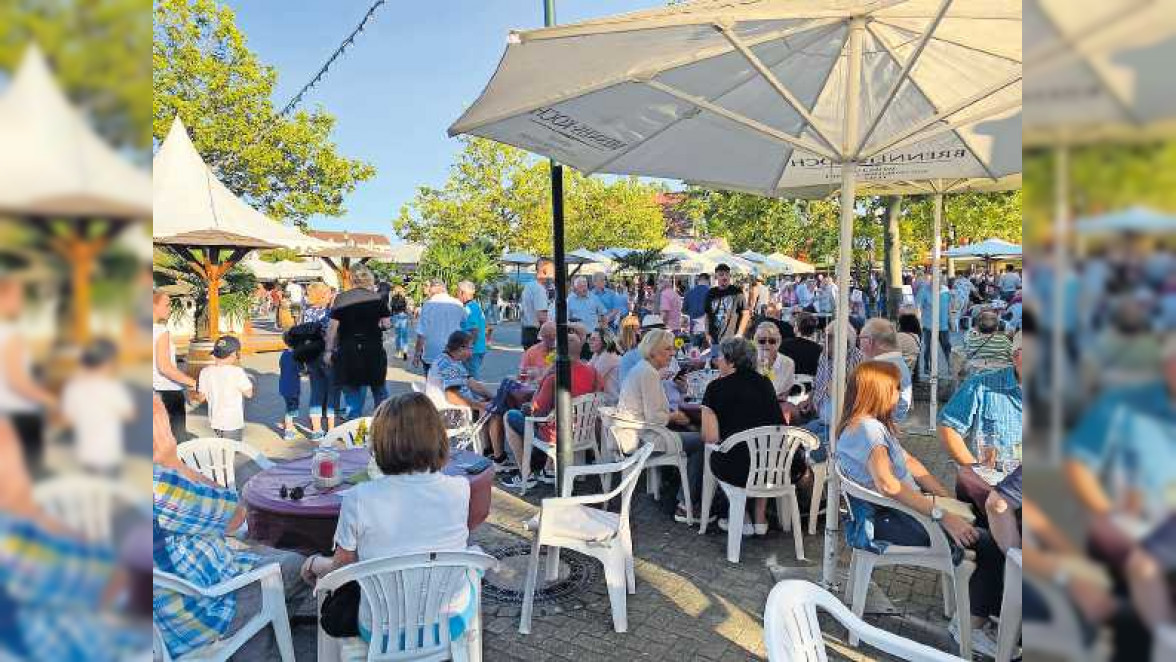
535, 469, 556, 485
501, 473, 537, 491
949, 618, 999, 659
754, 522, 769, 536
718, 518, 754, 536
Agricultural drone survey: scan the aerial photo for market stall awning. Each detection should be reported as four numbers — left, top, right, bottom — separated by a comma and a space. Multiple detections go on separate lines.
0, 45, 151, 220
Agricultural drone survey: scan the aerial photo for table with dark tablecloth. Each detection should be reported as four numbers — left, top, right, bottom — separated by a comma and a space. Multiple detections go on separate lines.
242, 448, 493, 554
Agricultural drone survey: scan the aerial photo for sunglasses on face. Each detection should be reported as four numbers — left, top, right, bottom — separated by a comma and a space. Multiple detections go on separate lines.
756, 338, 779, 345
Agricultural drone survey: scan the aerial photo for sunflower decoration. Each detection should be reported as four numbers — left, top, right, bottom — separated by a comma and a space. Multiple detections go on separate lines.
674, 336, 685, 350
544, 351, 555, 367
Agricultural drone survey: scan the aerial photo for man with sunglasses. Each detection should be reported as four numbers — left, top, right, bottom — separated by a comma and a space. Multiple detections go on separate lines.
703, 264, 749, 361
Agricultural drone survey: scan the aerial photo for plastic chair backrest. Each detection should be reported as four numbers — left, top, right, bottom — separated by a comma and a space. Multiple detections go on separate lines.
764, 579, 963, 662
569, 392, 600, 450
835, 464, 951, 557
615, 443, 655, 524
32, 475, 144, 543
315, 551, 498, 661
177, 437, 270, 488
716, 426, 817, 493
322, 417, 373, 448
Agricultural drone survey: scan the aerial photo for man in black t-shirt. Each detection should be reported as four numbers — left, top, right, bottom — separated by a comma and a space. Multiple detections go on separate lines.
778, 313, 823, 376
703, 263, 749, 357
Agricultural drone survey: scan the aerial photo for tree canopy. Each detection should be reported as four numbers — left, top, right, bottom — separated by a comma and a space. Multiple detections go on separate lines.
0, 0, 152, 151
395, 137, 668, 255
153, 0, 375, 226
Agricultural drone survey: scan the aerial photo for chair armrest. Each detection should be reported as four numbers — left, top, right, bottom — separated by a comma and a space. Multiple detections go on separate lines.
155, 562, 282, 599
525, 412, 554, 425
837, 469, 953, 555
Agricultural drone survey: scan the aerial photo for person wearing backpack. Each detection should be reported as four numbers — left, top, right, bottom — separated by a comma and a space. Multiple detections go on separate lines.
281, 321, 329, 440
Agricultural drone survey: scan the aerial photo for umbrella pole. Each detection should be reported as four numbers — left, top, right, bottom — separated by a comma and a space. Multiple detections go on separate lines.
1050, 144, 1069, 464
929, 189, 944, 432
822, 14, 866, 590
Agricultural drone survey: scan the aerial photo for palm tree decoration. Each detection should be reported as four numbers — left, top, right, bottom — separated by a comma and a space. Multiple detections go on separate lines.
412, 241, 504, 303
153, 248, 257, 339
610, 248, 680, 313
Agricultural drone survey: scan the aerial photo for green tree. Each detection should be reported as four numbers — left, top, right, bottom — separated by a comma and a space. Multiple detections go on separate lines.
0, 0, 152, 151
396, 138, 667, 254
153, 0, 375, 226
411, 242, 503, 303
900, 190, 1023, 261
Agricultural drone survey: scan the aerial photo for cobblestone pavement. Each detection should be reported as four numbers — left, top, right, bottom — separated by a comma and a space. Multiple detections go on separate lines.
180, 320, 974, 661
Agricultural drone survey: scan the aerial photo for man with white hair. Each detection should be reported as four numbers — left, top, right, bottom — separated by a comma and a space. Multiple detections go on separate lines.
457, 280, 491, 379
412, 279, 466, 375
591, 273, 626, 331
567, 275, 607, 328
859, 318, 913, 421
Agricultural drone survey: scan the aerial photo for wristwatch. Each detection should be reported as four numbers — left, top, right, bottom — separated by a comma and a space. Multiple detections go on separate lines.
1052, 565, 1071, 589
930, 506, 945, 522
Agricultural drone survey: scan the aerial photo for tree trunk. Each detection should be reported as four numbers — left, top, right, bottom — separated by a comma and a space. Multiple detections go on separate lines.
883, 196, 904, 319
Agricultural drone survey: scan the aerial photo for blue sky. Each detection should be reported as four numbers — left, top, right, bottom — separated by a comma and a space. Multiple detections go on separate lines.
228, 0, 666, 239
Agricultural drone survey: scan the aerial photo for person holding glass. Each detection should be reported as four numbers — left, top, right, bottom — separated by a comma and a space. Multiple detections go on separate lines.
938, 331, 1024, 521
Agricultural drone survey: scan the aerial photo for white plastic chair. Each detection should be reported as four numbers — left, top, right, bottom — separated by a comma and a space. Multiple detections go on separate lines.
177, 437, 275, 489
699, 426, 817, 563
996, 548, 1022, 662
314, 551, 498, 662
153, 563, 294, 662
518, 392, 599, 495
321, 417, 374, 448
764, 579, 964, 662
1020, 552, 1101, 662
32, 474, 148, 544
807, 458, 827, 536
519, 443, 654, 635
837, 467, 976, 660
412, 381, 486, 451
598, 406, 694, 524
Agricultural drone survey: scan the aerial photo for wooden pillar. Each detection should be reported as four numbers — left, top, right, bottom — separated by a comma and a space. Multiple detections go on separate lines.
48, 223, 111, 345
174, 246, 250, 340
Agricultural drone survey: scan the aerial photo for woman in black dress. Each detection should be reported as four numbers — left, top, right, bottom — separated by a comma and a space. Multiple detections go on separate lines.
701, 336, 808, 536
324, 265, 391, 419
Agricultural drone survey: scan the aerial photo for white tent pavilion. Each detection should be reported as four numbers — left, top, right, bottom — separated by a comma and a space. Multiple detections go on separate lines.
768, 253, 816, 274
450, 0, 1022, 601
153, 116, 326, 339
0, 45, 152, 342
1076, 207, 1176, 236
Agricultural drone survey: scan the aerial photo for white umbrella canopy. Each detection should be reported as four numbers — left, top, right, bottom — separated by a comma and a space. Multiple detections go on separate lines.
152, 116, 325, 251
451, 0, 1023, 588
501, 250, 540, 265
768, 253, 817, 274
945, 237, 1022, 258
0, 45, 151, 220
1076, 206, 1176, 236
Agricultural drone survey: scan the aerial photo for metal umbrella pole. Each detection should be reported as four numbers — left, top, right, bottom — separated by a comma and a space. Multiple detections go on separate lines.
929, 187, 944, 431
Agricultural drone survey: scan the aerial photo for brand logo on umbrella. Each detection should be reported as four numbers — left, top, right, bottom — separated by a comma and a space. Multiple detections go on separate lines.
530, 107, 628, 152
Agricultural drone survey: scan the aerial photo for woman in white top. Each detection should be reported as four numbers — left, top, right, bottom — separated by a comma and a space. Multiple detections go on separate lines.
153, 290, 196, 442
752, 322, 796, 417
0, 277, 57, 474
302, 392, 470, 641
588, 327, 623, 404
616, 329, 704, 524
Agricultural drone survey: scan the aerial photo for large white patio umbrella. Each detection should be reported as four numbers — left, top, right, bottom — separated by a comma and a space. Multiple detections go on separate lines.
1076, 207, 1176, 236
451, 0, 1022, 588
1024, 0, 1176, 461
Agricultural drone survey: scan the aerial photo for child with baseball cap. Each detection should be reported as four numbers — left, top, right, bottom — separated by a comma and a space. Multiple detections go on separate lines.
195, 335, 253, 440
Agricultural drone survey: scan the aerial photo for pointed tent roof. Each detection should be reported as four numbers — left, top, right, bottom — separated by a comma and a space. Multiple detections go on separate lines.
0, 45, 150, 220
152, 116, 324, 250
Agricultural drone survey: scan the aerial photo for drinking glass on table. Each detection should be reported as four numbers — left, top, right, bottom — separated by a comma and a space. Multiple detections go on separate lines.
975, 431, 998, 470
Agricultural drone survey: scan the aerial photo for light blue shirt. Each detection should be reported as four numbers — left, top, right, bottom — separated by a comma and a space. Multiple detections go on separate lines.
836, 417, 914, 492
461, 301, 488, 354
593, 287, 627, 322
416, 294, 467, 365
567, 291, 607, 326
917, 286, 951, 331
939, 367, 1023, 454
619, 349, 643, 385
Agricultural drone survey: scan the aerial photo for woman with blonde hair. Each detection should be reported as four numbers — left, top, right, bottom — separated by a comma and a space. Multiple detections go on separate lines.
301, 392, 473, 640
296, 281, 337, 436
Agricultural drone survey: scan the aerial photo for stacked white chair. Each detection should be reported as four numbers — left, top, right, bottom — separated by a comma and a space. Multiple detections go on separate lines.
32, 474, 148, 544
995, 549, 1022, 662
837, 467, 976, 660
314, 551, 498, 662
764, 579, 964, 662
177, 437, 275, 489
321, 417, 374, 448
519, 443, 654, 634
518, 392, 599, 495
597, 406, 694, 523
153, 563, 295, 662
699, 426, 817, 563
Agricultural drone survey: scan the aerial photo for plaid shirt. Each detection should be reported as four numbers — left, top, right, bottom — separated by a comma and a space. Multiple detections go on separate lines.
0, 513, 143, 661
939, 367, 1023, 453
813, 344, 864, 423
153, 465, 257, 659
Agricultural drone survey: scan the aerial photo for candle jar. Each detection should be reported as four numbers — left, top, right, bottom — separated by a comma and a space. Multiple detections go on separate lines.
311, 443, 341, 489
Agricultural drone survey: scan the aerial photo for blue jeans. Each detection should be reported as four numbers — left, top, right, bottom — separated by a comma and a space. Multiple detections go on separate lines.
803, 419, 830, 463
392, 313, 410, 353
342, 383, 388, 419
676, 431, 704, 510
465, 353, 486, 380
306, 358, 336, 419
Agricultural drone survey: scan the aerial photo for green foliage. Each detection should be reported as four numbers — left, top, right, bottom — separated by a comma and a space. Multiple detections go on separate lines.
0, 0, 152, 151
257, 248, 304, 263
153, 0, 375, 226
153, 249, 257, 338
396, 138, 667, 254
900, 191, 1022, 261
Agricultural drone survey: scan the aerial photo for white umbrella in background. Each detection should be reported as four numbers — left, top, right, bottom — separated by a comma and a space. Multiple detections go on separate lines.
1076, 206, 1176, 236
1024, 0, 1176, 462
768, 252, 817, 274
451, 0, 1022, 591
945, 237, 1022, 259
501, 250, 540, 284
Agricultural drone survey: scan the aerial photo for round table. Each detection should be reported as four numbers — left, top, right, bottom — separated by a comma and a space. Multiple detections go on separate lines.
242, 448, 494, 554
120, 523, 153, 618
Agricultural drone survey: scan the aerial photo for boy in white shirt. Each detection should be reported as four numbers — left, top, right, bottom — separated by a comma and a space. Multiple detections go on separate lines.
63, 339, 134, 476
196, 335, 253, 440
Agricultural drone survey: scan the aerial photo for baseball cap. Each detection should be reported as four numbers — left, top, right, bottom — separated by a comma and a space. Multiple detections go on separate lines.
640, 314, 666, 329
211, 335, 242, 359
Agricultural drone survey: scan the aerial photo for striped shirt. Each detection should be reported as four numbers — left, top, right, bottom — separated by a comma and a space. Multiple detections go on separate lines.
153, 466, 257, 659
813, 344, 864, 424
938, 367, 1023, 454
963, 330, 1014, 368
